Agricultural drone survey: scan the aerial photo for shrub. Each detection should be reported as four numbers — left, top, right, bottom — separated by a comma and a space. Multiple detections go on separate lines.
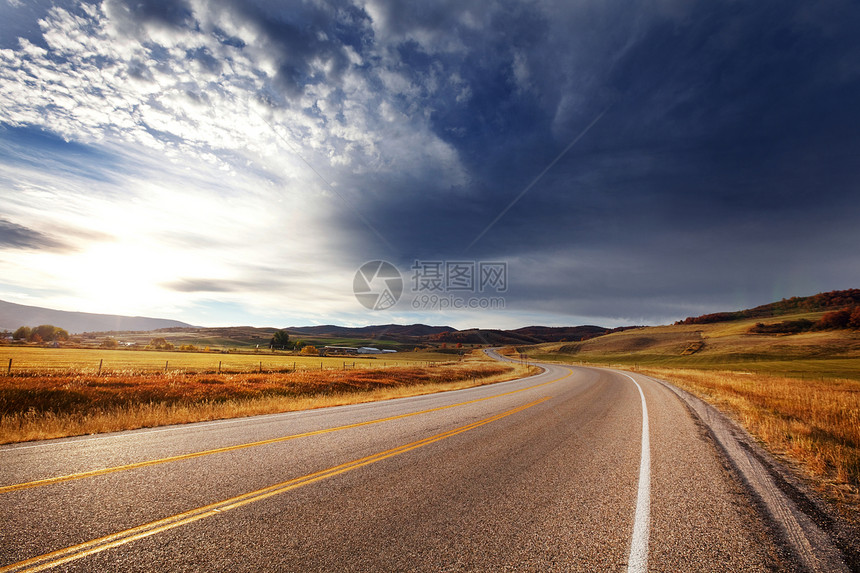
814, 309, 852, 330
850, 307, 860, 329
749, 319, 814, 334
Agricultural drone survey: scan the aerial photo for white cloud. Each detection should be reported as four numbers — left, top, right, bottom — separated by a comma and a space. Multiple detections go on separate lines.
0, 0, 474, 324
0, 1, 465, 180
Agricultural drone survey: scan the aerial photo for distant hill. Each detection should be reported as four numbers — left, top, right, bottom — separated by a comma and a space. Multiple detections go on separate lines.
286, 324, 455, 340
424, 325, 618, 346
677, 289, 860, 325
0, 299, 192, 334
511, 325, 632, 342
283, 324, 625, 345
0, 299, 629, 346
535, 288, 860, 377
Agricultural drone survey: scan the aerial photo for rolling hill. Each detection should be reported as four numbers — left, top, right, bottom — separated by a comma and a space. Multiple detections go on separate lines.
530, 289, 860, 380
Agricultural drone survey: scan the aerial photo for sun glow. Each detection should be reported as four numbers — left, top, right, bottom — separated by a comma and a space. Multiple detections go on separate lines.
42, 240, 210, 317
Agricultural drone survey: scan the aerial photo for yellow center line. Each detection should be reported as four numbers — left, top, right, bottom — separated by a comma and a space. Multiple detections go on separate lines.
1, 368, 571, 494
0, 396, 553, 573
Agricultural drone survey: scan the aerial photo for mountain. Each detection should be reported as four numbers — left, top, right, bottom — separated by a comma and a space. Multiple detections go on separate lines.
424, 325, 623, 346
0, 299, 628, 345
286, 324, 455, 340
0, 299, 192, 334
283, 324, 624, 345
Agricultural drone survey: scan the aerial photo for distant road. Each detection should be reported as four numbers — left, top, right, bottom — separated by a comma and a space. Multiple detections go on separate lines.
1, 356, 799, 571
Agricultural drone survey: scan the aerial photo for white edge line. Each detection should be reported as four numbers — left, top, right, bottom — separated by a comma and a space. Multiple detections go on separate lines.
622, 372, 651, 573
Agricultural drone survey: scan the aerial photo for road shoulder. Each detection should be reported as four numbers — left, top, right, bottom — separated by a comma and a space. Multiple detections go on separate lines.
644, 373, 856, 572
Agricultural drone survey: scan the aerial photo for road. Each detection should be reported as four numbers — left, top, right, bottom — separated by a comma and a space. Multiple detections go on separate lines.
2, 357, 786, 571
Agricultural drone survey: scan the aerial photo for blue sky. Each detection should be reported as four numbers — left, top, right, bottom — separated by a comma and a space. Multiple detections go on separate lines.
1, 0, 859, 330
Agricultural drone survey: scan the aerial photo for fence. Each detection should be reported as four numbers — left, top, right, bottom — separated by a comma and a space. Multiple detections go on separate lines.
2, 356, 447, 377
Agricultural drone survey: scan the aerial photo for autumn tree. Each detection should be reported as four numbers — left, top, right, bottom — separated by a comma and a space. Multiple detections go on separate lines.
300, 345, 319, 356
13, 326, 31, 340
147, 337, 174, 350
32, 324, 68, 342
12, 325, 68, 342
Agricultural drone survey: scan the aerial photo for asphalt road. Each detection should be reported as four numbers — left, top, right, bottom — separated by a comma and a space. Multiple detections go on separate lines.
1, 358, 785, 572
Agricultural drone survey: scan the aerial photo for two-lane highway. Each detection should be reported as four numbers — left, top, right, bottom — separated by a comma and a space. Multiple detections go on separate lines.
1, 361, 780, 571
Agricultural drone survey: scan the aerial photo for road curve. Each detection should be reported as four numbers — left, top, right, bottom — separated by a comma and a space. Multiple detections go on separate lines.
2, 359, 784, 571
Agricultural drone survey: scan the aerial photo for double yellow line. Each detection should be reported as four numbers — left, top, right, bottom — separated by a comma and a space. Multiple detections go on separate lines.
1, 396, 552, 573
1, 368, 569, 495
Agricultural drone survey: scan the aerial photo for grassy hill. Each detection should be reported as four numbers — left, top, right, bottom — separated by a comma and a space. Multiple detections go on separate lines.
676, 288, 860, 324
530, 309, 860, 380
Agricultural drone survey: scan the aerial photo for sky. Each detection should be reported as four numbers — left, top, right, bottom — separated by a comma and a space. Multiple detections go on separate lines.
1, 0, 859, 330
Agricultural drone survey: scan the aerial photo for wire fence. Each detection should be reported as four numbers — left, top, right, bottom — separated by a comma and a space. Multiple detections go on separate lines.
1, 356, 451, 377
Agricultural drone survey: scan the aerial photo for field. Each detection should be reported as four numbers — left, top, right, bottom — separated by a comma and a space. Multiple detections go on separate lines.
526, 314, 860, 515
0, 347, 533, 444
637, 367, 860, 513
0, 346, 452, 376
65, 326, 424, 353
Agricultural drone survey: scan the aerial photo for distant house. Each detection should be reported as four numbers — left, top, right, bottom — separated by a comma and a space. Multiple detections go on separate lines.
323, 346, 359, 355
322, 346, 397, 355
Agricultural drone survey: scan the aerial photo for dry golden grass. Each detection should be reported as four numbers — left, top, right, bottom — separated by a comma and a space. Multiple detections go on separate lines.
639, 367, 860, 513
0, 346, 455, 375
0, 359, 535, 444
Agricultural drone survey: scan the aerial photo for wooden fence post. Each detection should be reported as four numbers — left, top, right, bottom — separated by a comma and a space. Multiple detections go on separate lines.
218, 361, 221, 374
7, 358, 11, 375
164, 361, 169, 374
98, 359, 103, 376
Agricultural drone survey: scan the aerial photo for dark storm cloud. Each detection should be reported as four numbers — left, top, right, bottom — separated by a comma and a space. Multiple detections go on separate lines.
333, 0, 860, 320
200, 0, 371, 99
